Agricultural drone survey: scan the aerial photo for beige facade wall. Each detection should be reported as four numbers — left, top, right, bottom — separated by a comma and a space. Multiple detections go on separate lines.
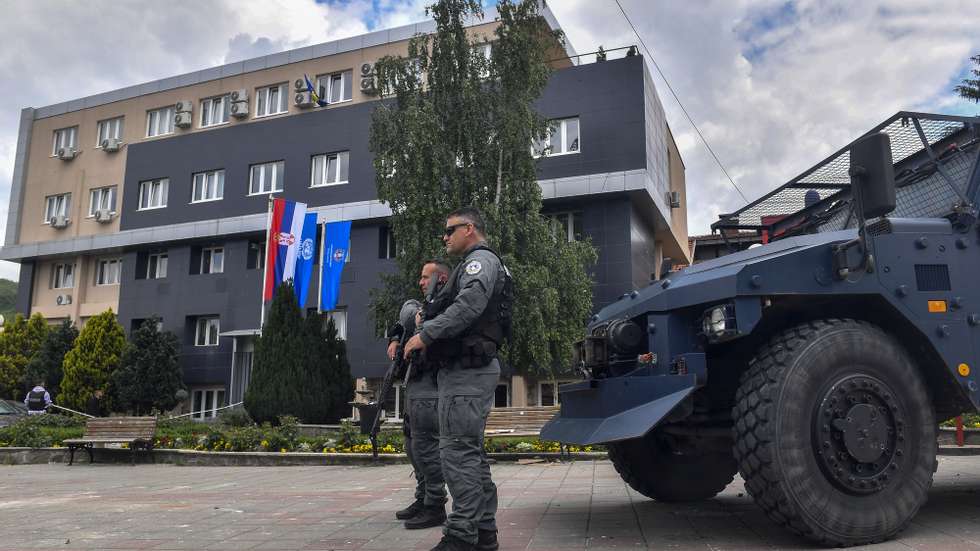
30, 255, 120, 321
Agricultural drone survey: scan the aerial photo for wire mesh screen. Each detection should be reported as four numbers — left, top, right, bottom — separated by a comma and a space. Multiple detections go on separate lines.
713, 112, 979, 232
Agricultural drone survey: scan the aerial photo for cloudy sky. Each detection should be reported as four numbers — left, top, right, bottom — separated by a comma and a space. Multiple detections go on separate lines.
1, 0, 979, 281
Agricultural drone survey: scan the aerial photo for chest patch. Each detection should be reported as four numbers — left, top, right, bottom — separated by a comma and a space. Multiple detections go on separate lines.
465, 260, 482, 275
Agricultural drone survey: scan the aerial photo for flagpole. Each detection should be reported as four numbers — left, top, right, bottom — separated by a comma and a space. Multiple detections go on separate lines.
259, 194, 274, 334
317, 219, 325, 313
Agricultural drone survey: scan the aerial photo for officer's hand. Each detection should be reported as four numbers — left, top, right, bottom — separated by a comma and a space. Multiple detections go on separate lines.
415, 311, 422, 327
387, 341, 399, 361
403, 334, 426, 359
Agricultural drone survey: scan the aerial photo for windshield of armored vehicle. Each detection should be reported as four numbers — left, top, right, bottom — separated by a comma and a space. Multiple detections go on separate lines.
712, 112, 980, 239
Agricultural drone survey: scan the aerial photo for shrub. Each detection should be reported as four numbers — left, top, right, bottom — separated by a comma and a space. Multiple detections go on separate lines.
217, 408, 254, 428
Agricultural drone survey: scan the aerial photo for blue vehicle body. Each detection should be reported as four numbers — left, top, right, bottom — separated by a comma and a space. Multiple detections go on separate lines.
541, 112, 980, 446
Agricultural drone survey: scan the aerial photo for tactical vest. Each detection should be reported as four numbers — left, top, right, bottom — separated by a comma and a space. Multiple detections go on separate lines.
427, 245, 514, 367
27, 390, 46, 411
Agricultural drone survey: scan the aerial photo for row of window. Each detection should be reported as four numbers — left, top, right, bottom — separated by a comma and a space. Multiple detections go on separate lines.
50, 258, 121, 289
51, 71, 355, 154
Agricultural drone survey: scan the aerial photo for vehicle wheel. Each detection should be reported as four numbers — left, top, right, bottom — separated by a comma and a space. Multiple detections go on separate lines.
608, 431, 737, 502
733, 319, 936, 546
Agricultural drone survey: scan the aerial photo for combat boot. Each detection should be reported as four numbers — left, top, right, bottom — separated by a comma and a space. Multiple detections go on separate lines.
395, 498, 424, 520
404, 504, 447, 529
475, 529, 498, 551
430, 534, 475, 550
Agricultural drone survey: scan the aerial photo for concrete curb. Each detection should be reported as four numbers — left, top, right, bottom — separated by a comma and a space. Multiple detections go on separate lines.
0, 447, 607, 466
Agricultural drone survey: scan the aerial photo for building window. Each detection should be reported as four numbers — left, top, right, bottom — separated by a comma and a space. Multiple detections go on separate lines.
247, 241, 265, 270
533, 117, 580, 157
44, 193, 71, 224
324, 309, 347, 340
96, 117, 124, 146
52, 126, 78, 155
255, 83, 287, 117
190, 387, 225, 420
474, 42, 492, 78
316, 70, 353, 104
96, 258, 122, 286
200, 246, 224, 274
194, 317, 220, 347
200, 95, 230, 127
191, 170, 224, 203
146, 106, 175, 137
138, 178, 168, 210
538, 382, 557, 406
311, 151, 350, 187
494, 383, 510, 408
378, 225, 396, 259
249, 161, 284, 195
545, 211, 584, 242
51, 263, 74, 289
88, 186, 117, 217
146, 253, 168, 279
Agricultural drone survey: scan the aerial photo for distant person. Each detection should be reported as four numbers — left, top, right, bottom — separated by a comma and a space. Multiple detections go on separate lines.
86, 389, 105, 417
24, 382, 52, 415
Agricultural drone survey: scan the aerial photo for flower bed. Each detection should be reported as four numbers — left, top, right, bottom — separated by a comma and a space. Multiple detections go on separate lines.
941, 414, 980, 429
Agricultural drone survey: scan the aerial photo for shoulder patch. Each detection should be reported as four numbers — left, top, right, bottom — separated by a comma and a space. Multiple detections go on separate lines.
465, 260, 482, 275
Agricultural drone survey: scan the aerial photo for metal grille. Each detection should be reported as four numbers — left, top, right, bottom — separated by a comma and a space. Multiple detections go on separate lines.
915, 264, 951, 292
713, 112, 980, 233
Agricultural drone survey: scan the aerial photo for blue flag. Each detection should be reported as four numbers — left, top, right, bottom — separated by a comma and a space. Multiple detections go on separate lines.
319, 220, 352, 311
293, 213, 318, 307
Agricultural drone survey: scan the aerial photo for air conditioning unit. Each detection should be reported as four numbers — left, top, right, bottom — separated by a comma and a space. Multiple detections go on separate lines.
175, 99, 194, 113
668, 190, 681, 209
95, 209, 114, 223
360, 77, 377, 95
174, 111, 193, 128
294, 78, 307, 92
361, 62, 374, 77
57, 147, 77, 160
294, 92, 314, 108
101, 137, 121, 152
50, 215, 69, 228
230, 88, 248, 102
230, 101, 249, 118
56, 294, 73, 306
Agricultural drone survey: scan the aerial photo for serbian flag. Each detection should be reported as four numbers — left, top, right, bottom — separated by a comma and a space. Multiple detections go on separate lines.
264, 198, 308, 302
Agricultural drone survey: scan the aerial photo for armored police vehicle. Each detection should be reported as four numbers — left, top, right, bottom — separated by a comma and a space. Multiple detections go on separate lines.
541, 112, 980, 546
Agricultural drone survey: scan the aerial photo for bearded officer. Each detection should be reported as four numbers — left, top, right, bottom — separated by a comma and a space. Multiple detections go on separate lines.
392, 260, 452, 529
403, 207, 511, 551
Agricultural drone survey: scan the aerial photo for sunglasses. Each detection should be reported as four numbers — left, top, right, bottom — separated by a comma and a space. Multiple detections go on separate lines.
444, 223, 471, 236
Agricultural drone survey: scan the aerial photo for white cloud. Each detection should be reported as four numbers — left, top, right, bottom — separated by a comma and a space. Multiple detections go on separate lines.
550, 0, 980, 236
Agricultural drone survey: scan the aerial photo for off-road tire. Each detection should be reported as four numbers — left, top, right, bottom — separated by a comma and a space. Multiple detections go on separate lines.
608, 432, 737, 502
733, 319, 937, 546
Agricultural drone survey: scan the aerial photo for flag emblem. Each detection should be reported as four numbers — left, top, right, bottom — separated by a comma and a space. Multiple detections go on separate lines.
301, 238, 314, 260
275, 232, 295, 246
333, 248, 346, 263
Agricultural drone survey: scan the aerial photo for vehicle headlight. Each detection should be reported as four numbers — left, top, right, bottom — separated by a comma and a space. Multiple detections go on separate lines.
701, 304, 734, 341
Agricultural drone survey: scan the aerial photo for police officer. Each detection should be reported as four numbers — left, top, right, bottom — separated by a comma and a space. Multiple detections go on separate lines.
392, 260, 451, 529
24, 381, 52, 415
404, 207, 511, 551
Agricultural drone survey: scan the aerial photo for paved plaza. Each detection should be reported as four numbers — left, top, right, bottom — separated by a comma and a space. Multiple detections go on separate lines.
1, 457, 979, 550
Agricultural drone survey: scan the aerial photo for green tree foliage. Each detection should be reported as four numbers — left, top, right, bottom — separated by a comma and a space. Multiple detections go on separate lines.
59, 310, 126, 412
247, 282, 354, 423
0, 279, 18, 322
0, 313, 49, 399
24, 319, 77, 401
955, 54, 980, 103
369, 0, 597, 377
110, 317, 184, 415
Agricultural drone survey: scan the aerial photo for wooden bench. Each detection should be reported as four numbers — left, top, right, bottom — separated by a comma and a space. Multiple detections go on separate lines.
485, 406, 559, 437
63, 417, 157, 465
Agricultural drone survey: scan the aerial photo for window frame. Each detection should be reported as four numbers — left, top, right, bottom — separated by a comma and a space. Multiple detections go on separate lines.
51, 126, 78, 156
137, 178, 168, 210
87, 186, 117, 218
248, 161, 285, 195
538, 381, 559, 407
191, 169, 225, 203
194, 317, 221, 347
255, 83, 288, 118
190, 386, 225, 420
43, 193, 71, 224
95, 257, 122, 286
95, 117, 124, 146
315, 70, 353, 105
200, 246, 224, 274
310, 151, 350, 187
532, 117, 581, 158
146, 252, 168, 279
324, 309, 347, 340
145, 106, 175, 138
51, 262, 75, 290
200, 95, 231, 128
545, 210, 584, 242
